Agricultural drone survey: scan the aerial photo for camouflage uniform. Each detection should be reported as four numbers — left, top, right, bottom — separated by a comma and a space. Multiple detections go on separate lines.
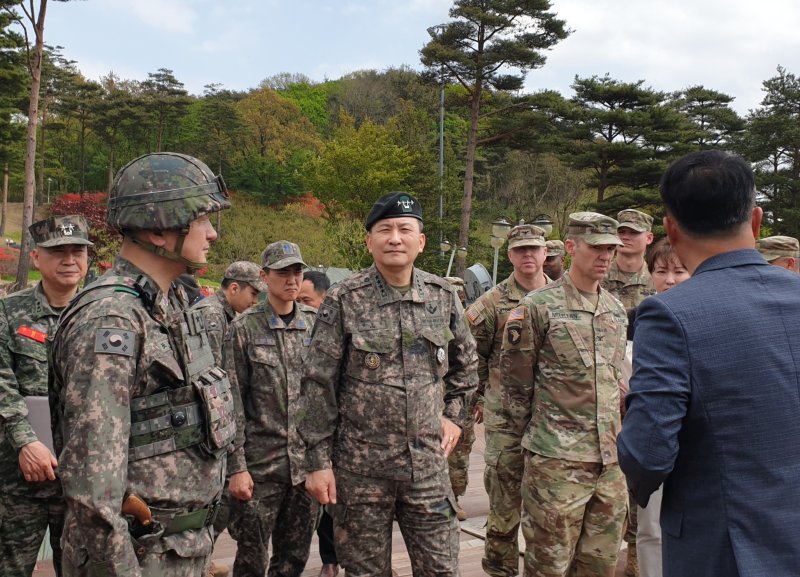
223, 298, 319, 577
298, 264, 478, 577
502, 219, 628, 576
49, 257, 235, 577
465, 273, 532, 577
0, 284, 64, 576
194, 290, 236, 366
601, 261, 655, 310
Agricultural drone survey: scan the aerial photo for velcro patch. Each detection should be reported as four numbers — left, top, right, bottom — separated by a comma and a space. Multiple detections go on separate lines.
17, 325, 47, 343
94, 328, 135, 357
508, 307, 526, 321
317, 303, 339, 326
465, 303, 484, 325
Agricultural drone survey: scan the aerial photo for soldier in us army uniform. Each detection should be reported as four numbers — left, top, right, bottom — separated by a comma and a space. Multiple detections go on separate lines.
501, 212, 629, 577
464, 224, 549, 577
543, 240, 565, 281
299, 192, 478, 577
49, 152, 235, 577
756, 235, 800, 272
601, 209, 656, 310
223, 241, 319, 577
0, 215, 92, 577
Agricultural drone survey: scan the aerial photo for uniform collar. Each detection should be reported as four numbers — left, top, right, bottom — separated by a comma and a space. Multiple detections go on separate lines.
214, 289, 236, 321
562, 272, 616, 315
370, 264, 427, 306
263, 300, 308, 331
30, 282, 61, 320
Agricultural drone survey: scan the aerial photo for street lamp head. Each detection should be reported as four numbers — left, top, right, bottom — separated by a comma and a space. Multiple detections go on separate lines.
440, 239, 453, 253
457, 246, 468, 257
532, 213, 553, 236
491, 217, 512, 240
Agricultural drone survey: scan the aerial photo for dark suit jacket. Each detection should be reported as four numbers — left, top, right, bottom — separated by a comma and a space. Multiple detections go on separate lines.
618, 249, 800, 577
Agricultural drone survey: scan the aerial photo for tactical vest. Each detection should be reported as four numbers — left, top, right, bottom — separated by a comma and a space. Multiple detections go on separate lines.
57, 274, 236, 460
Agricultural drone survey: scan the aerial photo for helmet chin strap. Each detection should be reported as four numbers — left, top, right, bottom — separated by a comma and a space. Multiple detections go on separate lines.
130, 229, 205, 273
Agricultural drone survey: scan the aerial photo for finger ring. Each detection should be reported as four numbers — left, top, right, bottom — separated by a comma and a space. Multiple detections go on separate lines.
448, 436, 454, 442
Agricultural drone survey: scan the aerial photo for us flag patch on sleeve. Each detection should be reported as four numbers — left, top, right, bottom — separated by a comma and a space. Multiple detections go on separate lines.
465, 302, 484, 324
508, 307, 526, 321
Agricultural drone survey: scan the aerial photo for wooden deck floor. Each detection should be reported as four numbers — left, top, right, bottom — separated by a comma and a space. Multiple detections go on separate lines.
34, 423, 630, 576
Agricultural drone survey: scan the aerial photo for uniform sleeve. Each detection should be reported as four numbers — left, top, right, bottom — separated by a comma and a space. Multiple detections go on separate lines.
297, 296, 346, 473
499, 299, 544, 438
618, 296, 689, 507
466, 296, 494, 406
51, 310, 142, 577
0, 301, 37, 450
443, 295, 478, 427
223, 320, 251, 475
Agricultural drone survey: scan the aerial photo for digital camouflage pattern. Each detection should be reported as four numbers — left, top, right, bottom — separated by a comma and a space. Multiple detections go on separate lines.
500, 273, 628, 576
193, 290, 236, 366
446, 415, 475, 497
297, 264, 477, 577
331, 467, 460, 577
601, 260, 655, 309
465, 272, 540, 577
298, 264, 478, 479
223, 299, 318, 577
520, 454, 627, 577
227, 481, 317, 577
0, 283, 64, 576
223, 261, 268, 293
107, 152, 230, 232
49, 257, 230, 577
30, 214, 93, 248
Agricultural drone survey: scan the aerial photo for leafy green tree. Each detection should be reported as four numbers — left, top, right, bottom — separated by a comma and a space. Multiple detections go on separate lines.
671, 85, 745, 149
742, 67, 800, 238
141, 68, 192, 151
55, 73, 102, 191
421, 0, 569, 274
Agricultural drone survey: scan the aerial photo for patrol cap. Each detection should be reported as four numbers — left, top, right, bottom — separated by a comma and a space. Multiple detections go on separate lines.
545, 239, 564, 257
223, 261, 268, 292
29, 215, 94, 248
365, 191, 423, 231
507, 224, 546, 249
756, 236, 800, 261
617, 209, 654, 232
567, 212, 624, 246
262, 241, 306, 270
444, 276, 466, 304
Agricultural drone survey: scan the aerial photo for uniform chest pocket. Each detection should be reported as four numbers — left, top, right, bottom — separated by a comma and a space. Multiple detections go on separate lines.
9, 334, 48, 362
347, 331, 394, 383
248, 342, 280, 367
420, 325, 454, 378
548, 321, 593, 368
8, 334, 48, 395
144, 336, 185, 387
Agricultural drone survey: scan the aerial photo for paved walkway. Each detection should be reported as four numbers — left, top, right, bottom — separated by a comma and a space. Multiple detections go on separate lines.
34, 423, 631, 576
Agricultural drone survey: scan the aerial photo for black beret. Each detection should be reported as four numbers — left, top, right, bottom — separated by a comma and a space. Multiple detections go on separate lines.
365, 191, 423, 230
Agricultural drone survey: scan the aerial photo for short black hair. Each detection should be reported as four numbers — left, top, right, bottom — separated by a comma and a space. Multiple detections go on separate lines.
659, 150, 755, 237
303, 270, 330, 293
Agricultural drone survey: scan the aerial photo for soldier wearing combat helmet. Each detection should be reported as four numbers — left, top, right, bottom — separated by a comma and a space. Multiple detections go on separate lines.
0, 215, 92, 576
501, 212, 628, 576
49, 153, 234, 576
299, 191, 478, 577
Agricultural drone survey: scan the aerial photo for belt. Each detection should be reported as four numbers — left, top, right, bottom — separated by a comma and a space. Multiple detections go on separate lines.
163, 500, 221, 535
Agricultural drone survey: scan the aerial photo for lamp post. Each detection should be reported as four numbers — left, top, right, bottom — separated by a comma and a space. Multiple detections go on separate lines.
532, 213, 553, 237
490, 218, 512, 285
47, 177, 51, 205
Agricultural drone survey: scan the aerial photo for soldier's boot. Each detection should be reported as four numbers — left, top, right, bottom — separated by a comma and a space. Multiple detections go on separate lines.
319, 563, 339, 577
208, 560, 230, 577
455, 498, 467, 521
624, 546, 639, 577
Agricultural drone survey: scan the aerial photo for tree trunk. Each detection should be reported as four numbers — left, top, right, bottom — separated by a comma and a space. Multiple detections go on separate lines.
14, 0, 49, 292
37, 90, 49, 203
456, 81, 483, 277
1, 162, 8, 237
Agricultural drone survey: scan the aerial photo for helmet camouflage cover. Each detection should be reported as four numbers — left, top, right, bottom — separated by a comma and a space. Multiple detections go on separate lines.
107, 152, 230, 232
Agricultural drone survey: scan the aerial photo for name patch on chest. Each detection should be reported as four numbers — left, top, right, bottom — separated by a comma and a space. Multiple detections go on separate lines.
550, 311, 581, 321
17, 325, 47, 343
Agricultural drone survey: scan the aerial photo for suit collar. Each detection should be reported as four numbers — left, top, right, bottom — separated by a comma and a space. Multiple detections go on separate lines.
694, 249, 766, 276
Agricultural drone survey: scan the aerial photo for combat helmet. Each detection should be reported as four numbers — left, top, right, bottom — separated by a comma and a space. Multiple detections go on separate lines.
107, 152, 230, 270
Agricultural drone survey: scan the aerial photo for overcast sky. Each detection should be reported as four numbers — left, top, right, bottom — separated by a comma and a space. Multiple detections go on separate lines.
43, 0, 800, 115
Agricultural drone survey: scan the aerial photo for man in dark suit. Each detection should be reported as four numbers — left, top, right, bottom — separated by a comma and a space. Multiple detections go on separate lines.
618, 150, 800, 577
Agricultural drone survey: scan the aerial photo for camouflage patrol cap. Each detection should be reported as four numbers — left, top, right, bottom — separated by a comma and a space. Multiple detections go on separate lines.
262, 240, 307, 270
756, 236, 800, 261
223, 261, 268, 292
617, 209, 654, 232
29, 215, 94, 248
107, 152, 230, 232
567, 212, 624, 246
444, 276, 466, 305
507, 224, 546, 249
365, 191, 423, 230
545, 239, 565, 257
